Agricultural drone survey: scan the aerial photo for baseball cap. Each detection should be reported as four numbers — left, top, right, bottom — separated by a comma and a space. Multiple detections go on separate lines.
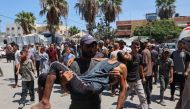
98, 40, 104, 44
163, 48, 170, 53
80, 34, 97, 44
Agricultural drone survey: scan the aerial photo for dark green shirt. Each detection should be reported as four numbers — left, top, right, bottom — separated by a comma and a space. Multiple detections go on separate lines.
158, 58, 174, 77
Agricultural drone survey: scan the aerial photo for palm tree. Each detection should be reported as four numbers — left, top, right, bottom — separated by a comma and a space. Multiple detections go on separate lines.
156, 0, 176, 19
100, 0, 122, 26
75, 0, 99, 35
39, 0, 68, 43
68, 26, 80, 36
15, 11, 36, 35
100, 0, 122, 37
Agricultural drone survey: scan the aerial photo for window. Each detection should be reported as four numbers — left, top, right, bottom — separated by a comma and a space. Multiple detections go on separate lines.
12, 27, 14, 30
18, 33, 21, 36
6, 28, 10, 31
12, 34, 15, 36
18, 27, 20, 30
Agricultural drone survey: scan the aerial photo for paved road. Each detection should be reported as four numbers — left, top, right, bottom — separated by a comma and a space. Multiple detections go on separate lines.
0, 58, 179, 109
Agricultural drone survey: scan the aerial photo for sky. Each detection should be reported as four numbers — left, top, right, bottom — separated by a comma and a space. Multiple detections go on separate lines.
0, 0, 190, 32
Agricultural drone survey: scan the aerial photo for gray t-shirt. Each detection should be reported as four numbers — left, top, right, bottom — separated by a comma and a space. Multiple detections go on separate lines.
171, 50, 190, 74
19, 59, 34, 81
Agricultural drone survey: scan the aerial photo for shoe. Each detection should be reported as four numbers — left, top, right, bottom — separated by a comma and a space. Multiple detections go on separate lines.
27, 100, 35, 105
148, 105, 152, 109
12, 84, 18, 88
18, 103, 25, 109
160, 100, 166, 106
170, 96, 175, 101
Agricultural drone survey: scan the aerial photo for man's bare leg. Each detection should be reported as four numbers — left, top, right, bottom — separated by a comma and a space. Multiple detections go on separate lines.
31, 74, 56, 109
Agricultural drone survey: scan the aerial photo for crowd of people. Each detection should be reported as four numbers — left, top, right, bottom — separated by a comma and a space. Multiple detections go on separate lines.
1, 34, 190, 109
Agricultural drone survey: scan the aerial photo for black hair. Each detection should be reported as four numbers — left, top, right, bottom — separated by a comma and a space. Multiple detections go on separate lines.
132, 40, 140, 46
117, 52, 126, 64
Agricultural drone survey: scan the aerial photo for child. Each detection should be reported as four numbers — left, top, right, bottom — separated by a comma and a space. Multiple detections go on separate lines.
18, 46, 35, 109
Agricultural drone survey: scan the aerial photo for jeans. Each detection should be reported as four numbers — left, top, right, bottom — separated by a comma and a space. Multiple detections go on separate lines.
35, 60, 40, 76
69, 94, 101, 109
143, 76, 153, 104
126, 80, 148, 109
159, 75, 169, 101
14, 65, 18, 85
20, 81, 35, 104
170, 73, 185, 97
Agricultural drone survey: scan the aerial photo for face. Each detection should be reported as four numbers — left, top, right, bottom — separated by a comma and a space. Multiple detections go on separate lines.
50, 44, 54, 49
66, 48, 71, 54
131, 44, 140, 53
20, 48, 29, 61
178, 42, 184, 50
162, 52, 169, 59
81, 42, 97, 58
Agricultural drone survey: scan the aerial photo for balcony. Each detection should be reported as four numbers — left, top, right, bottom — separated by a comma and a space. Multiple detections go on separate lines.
116, 21, 132, 26
115, 30, 132, 37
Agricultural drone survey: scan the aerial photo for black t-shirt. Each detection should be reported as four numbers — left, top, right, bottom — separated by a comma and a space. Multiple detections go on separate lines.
69, 58, 101, 102
127, 53, 142, 82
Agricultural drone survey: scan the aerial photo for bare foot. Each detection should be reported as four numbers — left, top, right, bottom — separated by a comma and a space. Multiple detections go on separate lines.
31, 101, 51, 109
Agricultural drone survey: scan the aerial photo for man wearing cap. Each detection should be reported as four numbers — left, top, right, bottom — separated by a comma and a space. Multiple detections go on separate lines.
157, 48, 174, 106
32, 35, 104, 109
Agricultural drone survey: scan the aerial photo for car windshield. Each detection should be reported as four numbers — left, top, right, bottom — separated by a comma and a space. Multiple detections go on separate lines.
167, 45, 175, 49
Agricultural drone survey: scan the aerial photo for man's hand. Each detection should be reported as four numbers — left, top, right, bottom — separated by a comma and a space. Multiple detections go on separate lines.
142, 77, 146, 83
169, 77, 173, 83
184, 72, 188, 79
60, 71, 74, 85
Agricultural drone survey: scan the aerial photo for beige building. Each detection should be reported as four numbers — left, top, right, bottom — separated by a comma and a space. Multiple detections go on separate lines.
116, 16, 190, 37
36, 24, 68, 35
6, 23, 24, 37
6, 23, 68, 37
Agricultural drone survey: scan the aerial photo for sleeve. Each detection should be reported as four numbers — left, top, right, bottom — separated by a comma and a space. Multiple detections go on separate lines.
15, 52, 20, 65
169, 58, 174, 67
185, 52, 190, 62
139, 54, 143, 65
142, 51, 148, 66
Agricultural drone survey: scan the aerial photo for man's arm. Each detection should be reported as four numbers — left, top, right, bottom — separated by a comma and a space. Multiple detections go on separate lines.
116, 64, 128, 109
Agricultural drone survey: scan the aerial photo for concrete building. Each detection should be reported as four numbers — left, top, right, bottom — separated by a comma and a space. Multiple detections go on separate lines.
6, 23, 68, 37
36, 24, 68, 35
116, 16, 190, 37
6, 23, 24, 37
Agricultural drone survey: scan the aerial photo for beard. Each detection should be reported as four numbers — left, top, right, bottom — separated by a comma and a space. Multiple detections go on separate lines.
82, 51, 95, 58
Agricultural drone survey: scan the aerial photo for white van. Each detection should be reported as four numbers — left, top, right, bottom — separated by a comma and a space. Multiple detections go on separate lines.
178, 26, 190, 51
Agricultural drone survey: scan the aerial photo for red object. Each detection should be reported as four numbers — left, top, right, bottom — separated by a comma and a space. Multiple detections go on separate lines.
187, 22, 190, 26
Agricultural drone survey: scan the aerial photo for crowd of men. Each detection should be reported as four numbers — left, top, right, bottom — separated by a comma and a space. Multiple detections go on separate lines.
1, 34, 190, 109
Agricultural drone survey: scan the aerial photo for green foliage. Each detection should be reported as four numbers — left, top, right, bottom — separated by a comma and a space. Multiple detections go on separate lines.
134, 19, 181, 42
94, 17, 115, 39
39, 0, 68, 43
15, 11, 36, 35
68, 26, 80, 36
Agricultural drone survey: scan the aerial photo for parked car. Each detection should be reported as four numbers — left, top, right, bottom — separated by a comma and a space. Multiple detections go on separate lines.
0, 46, 6, 58
159, 42, 176, 55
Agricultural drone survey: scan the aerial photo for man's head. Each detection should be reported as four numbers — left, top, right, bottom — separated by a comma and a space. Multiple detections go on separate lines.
162, 48, 170, 59
20, 46, 29, 62
13, 44, 19, 52
98, 40, 104, 48
50, 43, 54, 49
40, 46, 46, 53
80, 34, 97, 58
131, 40, 140, 53
119, 40, 125, 49
177, 40, 185, 51
113, 42, 120, 50
65, 46, 71, 54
